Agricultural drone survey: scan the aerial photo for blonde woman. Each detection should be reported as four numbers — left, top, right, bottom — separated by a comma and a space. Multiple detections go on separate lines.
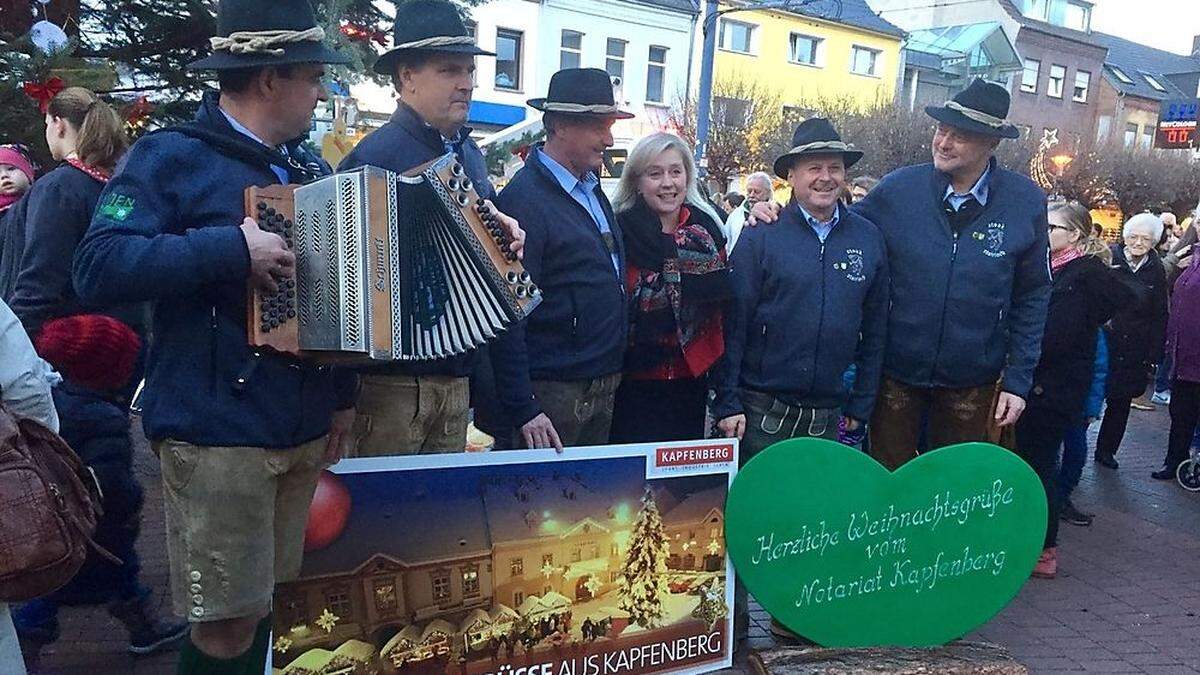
608, 132, 730, 442
1018, 201, 1139, 578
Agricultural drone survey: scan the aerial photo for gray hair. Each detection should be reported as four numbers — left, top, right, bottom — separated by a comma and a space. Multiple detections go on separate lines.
1123, 212, 1164, 242
612, 132, 721, 224
746, 172, 773, 192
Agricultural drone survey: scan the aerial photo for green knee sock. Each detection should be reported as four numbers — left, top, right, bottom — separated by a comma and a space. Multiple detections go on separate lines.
175, 615, 272, 675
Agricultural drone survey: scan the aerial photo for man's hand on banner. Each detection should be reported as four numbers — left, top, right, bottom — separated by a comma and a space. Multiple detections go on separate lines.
523, 413, 564, 453
718, 414, 746, 440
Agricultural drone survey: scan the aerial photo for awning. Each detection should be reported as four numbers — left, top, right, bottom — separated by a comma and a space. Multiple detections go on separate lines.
905, 22, 1021, 77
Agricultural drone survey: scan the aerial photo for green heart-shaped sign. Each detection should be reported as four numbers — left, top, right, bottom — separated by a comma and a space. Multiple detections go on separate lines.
726, 439, 1046, 648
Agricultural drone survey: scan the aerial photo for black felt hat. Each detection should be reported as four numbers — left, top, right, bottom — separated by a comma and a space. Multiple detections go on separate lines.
925, 78, 1020, 139
527, 68, 634, 119
373, 0, 494, 76
773, 118, 863, 178
188, 0, 350, 70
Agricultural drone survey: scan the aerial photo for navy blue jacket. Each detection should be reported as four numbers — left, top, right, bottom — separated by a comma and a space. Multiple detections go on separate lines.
713, 201, 889, 422
853, 159, 1051, 397
0, 195, 29, 302
72, 92, 355, 448
338, 101, 494, 379
491, 145, 627, 426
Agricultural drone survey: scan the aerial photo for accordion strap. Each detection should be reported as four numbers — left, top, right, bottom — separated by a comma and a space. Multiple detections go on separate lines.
156, 123, 325, 184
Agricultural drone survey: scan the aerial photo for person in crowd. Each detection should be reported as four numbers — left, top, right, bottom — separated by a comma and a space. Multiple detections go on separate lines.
608, 132, 730, 443
853, 79, 1051, 468
0, 298, 58, 675
743, 80, 1050, 468
1015, 201, 1136, 579
849, 175, 879, 202
709, 188, 730, 221
13, 315, 187, 666
721, 191, 744, 217
0, 144, 36, 300
1160, 211, 1178, 254
9, 88, 130, 337
714, 117, 888, 643
1095, 213, 1168, 470
338, 0, 523, 456
70, 2, 357, 672
491, 68, 632, 450
1155, 241, 1200, 481
724, 171, 772, 254
1058, 330, 1106, 527
713, 117, 887, 454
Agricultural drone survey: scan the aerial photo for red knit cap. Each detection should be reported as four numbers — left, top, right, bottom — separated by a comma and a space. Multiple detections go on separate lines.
36, 315, 141, 392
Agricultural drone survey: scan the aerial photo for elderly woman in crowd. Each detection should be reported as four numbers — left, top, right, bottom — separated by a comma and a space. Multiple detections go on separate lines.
1095, 213, 1168, 470
607, 132, 731, 443
1157, 202, 1200, 481
1017, 202, 1137, 578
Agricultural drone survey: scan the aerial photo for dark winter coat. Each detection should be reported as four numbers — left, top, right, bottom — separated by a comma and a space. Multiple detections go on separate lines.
0, 195, 30, 302
1167, 260, 1200, 384
852, 158, 1052, 397
490, 145, 628, 426
72, 91, 356, 448
712, 201, 889, 422
1104, 245, 1168, 401
337, 101, 494, 380
1027, 255, 1138, 419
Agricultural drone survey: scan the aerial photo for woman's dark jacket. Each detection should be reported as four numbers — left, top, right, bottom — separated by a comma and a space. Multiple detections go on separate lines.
1104, 245, 1168, 401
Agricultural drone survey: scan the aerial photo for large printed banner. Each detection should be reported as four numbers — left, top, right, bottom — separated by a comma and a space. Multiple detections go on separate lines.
269, 441, 738, 675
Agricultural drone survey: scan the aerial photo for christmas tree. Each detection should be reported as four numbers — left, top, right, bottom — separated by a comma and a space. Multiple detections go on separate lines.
618, 486, 669, 629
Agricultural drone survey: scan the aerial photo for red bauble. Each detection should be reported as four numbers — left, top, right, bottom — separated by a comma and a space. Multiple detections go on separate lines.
304, 471, 351, 552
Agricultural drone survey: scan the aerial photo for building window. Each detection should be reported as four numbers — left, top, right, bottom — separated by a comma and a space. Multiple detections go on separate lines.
718, 19, 754, 54
1141, 126, 1154, 150
1072, 70, 1090, 102
571, 547, 582, 563
1095, 116, 1111, 141
431, 570, 451, 601
462, 565, 480, 597
1107, 65, 1133, 84
1141, 72, 1167, 93
495, 29, 522, 91
715, 96, 751, 128
325, 587, 352, 618
560, 30, 582, 70
1047, 64, 1065, 98
1124, 122, 1138, 148
850, 46, 880, 76
280, 593, 307, 629
788, 33, 821, 66
510, 557, 524, 578
513, 591, 524, 607
1063, 0, 1091, 31
374, 579, 398, 614
646, 46, 667, 103
606, 38, 626, 82
1020, 58, 1039, 93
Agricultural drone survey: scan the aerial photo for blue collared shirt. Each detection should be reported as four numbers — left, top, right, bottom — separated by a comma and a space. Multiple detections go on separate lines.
797, 202, 840, 243
220, 109, 290, 184
536, 146, 619, 273
944, 163, 991, 211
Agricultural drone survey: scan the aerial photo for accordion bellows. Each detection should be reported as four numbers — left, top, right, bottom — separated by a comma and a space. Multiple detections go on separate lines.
246, 154, 541, 362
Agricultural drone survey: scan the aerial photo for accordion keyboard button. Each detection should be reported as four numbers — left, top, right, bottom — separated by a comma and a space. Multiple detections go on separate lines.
520, 271, 531, 283
461, 178, 473, 192
515, 286, 527, 298
452, 163, 464, 176
529, 284, 539, 296
506, 271, 518, 283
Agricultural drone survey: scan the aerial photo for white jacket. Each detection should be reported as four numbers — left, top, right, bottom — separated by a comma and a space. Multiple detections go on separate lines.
0, 299, 59, 432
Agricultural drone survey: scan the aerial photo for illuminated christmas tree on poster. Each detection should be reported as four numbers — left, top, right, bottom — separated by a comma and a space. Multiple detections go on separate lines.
619, 486, 670, 628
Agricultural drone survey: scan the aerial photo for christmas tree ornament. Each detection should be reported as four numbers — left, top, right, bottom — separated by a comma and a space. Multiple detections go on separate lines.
29, 19, 69, 55
304, 471, 352, 551
22, 76, 65, 113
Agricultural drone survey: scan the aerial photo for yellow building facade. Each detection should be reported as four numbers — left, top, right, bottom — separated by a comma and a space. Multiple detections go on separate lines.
711, 4, 904, 109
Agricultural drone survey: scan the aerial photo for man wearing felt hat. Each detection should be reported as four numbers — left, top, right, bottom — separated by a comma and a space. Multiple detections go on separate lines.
852, 78, 1051, 469
72, 1, 358, 672
712, 117, 889, 642
338, 0, 526, 458
489, 68, 634, 450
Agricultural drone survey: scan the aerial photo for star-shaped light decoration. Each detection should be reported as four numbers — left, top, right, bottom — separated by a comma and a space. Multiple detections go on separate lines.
584, 575, 601, 597
1040, 128, 1059, 150
707, 539, 721, 555
681, 541, 690, 551
541, 561, 556, 579
273, 635, 293, 654
315, 608, 340, 633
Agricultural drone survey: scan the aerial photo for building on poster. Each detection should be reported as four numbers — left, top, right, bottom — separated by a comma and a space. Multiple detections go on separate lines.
271, 445, 735, 675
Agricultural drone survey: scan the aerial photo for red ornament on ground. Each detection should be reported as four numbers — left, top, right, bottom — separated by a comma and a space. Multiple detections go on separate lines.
304, 470, 351, 551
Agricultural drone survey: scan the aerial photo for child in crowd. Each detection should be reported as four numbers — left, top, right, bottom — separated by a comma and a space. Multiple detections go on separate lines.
0, 144, 37, 300
13, 315, 187, 667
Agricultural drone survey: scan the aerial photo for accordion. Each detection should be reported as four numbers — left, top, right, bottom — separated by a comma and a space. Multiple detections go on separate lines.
245, 154, 541, 362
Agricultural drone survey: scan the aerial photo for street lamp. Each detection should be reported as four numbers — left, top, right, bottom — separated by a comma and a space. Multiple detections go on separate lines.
694, 0, 831, 170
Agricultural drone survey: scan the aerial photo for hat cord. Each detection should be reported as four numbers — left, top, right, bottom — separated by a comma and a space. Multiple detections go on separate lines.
394, 35, 476, 50
943, 100, 1006, 128
210, 27, 326, 56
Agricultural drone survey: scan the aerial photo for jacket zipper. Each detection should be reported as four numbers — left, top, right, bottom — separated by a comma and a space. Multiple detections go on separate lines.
930, 232, 959, 380
209, 306, 219, 391
811, 241, 827, 394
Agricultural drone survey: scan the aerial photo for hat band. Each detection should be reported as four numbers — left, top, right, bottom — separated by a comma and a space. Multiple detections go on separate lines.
785, 140, 857, 155
210, 27, 326, 56
541, 102, 622, 114
944, 100, 1007, 128
395, 35, 478, 50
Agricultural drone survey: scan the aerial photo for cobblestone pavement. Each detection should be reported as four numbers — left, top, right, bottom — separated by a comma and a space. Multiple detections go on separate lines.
30, 405, 1200, 674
